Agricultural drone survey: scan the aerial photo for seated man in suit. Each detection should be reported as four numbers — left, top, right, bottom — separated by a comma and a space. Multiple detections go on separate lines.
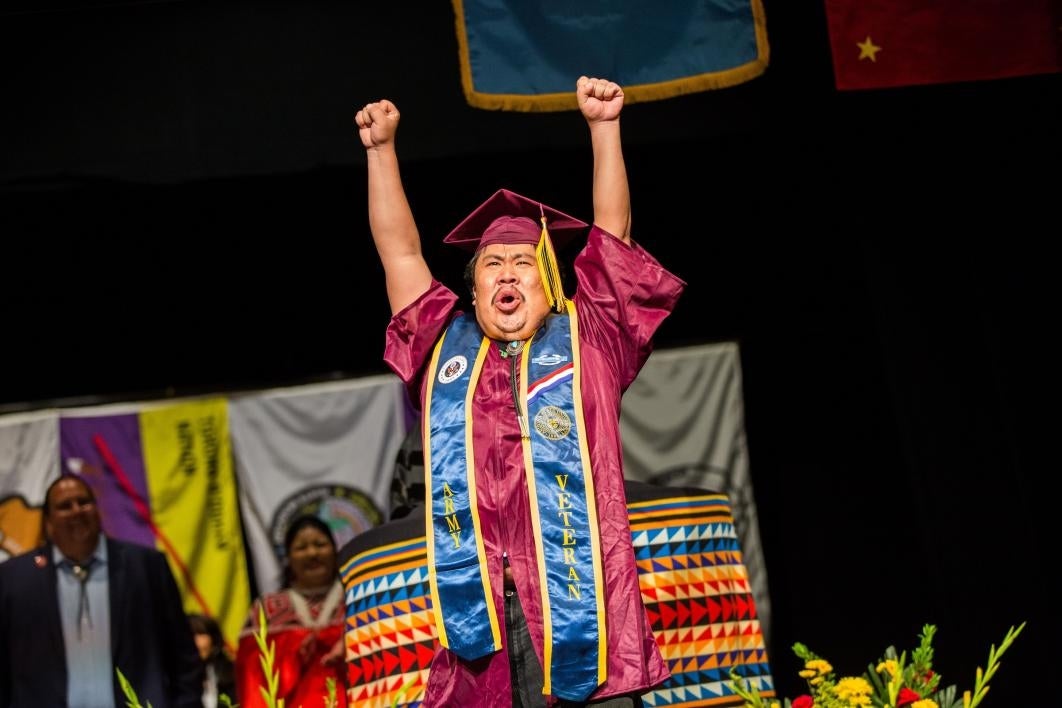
0, 474, 204, 708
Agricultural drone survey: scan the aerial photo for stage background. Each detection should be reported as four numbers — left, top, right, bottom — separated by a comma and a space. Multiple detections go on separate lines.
1, 1, 1056, 704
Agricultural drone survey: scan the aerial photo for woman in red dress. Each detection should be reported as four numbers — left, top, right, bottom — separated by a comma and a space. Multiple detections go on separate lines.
235, 515, 348, 708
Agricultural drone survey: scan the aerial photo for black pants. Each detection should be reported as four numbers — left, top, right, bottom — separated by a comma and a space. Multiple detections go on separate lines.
505, 588, 643, 708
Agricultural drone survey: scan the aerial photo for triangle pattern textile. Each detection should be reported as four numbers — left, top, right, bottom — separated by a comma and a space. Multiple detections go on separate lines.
339, 490, 773, 706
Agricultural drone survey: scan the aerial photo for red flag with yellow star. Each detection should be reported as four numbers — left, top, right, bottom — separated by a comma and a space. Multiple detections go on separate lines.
824, 0, 1062, 90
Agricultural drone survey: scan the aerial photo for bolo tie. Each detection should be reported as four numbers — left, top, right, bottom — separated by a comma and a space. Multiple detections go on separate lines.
70, 559, 95, 640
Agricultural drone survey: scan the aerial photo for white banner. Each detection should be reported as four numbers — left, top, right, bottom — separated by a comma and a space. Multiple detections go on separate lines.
0, 410, 59, 561
620, 342, 770, 639
229, 375, 411, 594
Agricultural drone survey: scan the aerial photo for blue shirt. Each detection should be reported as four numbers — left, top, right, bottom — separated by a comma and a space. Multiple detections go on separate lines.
54, 537, 115, 708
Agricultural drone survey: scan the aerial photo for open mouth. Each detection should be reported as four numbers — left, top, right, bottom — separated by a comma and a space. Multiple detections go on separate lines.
493, 289, 522, 314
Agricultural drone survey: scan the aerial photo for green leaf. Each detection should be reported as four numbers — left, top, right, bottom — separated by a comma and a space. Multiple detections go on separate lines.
116, 667, 150, 708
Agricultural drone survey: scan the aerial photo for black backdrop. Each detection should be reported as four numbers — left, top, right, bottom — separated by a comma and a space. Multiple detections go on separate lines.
2, 1, 1057, 704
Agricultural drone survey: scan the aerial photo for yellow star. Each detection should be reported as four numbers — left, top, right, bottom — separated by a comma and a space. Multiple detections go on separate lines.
857, 36, 882, 62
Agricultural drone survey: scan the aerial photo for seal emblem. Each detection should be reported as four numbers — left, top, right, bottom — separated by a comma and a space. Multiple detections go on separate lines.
269, 484, 383, 561
534, 405, 571, 441
438, 355, 468, 384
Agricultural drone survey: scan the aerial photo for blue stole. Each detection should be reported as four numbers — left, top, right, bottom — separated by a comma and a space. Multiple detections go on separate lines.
424, 303, 606, 701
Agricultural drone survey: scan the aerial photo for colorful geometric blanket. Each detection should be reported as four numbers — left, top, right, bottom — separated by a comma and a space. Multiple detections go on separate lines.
339, 483, 774, 707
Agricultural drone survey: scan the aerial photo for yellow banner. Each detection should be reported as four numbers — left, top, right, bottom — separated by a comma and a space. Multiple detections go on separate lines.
139, 398, 250, 652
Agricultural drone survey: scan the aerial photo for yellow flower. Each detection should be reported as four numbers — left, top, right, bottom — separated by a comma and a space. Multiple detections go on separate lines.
833, 676, 873, 704
911, 700, 938, 708
805, 659, 833, 675
876, 659, 898, 678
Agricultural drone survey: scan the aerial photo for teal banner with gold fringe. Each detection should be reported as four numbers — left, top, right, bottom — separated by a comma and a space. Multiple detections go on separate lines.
452, 0, 770, 112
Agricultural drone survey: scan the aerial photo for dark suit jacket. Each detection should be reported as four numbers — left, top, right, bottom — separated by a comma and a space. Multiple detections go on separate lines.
0, 537, 204, 708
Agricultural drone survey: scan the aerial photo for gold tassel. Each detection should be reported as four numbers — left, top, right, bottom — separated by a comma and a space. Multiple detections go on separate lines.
536, 215, 566, 313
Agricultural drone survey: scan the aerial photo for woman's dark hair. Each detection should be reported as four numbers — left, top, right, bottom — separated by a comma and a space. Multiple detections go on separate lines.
279, 514, 338, 588
188, 612, 235, 695
187, 613, 223, 659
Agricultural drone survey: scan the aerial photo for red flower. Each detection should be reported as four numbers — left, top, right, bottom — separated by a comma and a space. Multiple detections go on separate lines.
792, 695, 815, 708
897, 687, 922, 706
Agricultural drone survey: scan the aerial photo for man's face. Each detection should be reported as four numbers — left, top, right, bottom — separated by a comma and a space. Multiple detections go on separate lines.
472, 243, 550, 342
44, 477, 101, 555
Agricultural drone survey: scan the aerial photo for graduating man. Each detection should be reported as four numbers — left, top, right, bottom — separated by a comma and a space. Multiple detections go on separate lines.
355, 75, 685, 706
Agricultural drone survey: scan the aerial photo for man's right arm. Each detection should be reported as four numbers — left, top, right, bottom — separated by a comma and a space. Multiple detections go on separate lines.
355, 100, 433, 315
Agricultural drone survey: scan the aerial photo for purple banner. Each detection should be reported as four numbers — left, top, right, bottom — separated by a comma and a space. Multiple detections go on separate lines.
59, 413, 156, 549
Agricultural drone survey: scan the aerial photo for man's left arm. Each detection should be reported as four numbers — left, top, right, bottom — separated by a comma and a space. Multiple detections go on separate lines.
578, 75, 630, 244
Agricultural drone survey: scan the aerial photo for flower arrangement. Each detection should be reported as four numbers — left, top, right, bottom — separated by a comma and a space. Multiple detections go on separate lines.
730, 622, 1025, 708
